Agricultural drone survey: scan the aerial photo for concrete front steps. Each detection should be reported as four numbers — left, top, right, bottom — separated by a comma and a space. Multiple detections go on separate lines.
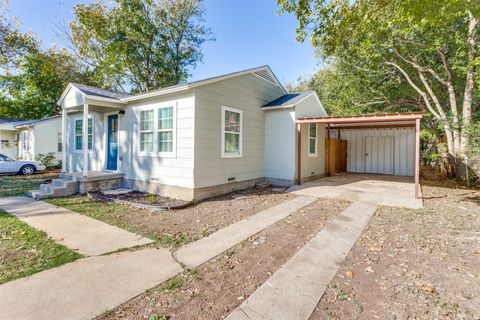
27, 175, 79, 199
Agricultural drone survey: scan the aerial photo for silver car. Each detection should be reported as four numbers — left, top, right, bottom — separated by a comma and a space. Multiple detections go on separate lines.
0, 153, 46, 175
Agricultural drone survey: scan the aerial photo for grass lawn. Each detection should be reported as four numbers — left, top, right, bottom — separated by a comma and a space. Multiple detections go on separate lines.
0, 209, 82, 284
0, 171, 59, 197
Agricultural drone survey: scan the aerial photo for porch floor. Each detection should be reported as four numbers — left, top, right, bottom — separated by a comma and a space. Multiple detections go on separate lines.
62, 171, 124, 182
288, 173, 423, 209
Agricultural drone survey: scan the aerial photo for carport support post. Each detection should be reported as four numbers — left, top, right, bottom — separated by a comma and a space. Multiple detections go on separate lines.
82, 103, 89, 177
415, 118, 421, 199
61, 108, 67, 173
296, 123, 301, 185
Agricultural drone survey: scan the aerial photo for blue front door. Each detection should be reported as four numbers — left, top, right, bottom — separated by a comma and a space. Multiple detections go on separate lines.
107, 115, 118, 170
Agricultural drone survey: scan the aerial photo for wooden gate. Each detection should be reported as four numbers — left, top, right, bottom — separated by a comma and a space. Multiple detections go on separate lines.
326, 138, 348, 175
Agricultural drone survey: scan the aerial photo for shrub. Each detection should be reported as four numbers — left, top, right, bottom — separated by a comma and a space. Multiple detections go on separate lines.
36, 152, 59, 169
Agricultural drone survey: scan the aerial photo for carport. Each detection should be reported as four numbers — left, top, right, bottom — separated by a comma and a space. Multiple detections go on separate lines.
296, 112, 423, 199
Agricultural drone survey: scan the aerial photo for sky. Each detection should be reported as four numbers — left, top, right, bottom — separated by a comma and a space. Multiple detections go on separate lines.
6, 0, 319, 86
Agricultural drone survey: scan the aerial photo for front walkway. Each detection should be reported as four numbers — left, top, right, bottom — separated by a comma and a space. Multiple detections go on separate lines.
0, 248, 182, 320
289, 174, 423, 209
0, 197, 153, 256
0, 195, 318, 320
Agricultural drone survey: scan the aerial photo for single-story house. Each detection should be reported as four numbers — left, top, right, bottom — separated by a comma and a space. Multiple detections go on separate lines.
31, 65, 421, 200
0, 117, 20, 158
0, 116, 63, 161
15, 116, 63, 161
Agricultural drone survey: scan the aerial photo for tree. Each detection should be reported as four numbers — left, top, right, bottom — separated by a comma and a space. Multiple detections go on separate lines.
0, 48, 98, 119
67, 0, 213, 93
279, 0, 480, 158
0, 0, 37, 71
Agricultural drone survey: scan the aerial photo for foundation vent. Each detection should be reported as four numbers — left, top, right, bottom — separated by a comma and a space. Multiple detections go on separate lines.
227, 177, 236, 182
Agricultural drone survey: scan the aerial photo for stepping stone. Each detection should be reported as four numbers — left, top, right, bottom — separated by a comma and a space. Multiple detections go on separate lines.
174, 195, 317, 268
226, 201, 377, 320
0, 197, 153, 256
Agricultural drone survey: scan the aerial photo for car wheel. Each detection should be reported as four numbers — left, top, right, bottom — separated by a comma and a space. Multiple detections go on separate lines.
20, 164, 36, 175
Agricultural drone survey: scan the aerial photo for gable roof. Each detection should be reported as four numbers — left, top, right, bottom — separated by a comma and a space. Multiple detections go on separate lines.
262, 91, 315, 109
70, 83, 132, 100
13, 115, 61, 128
0, 117, 21, 124
58, 65, 287, 106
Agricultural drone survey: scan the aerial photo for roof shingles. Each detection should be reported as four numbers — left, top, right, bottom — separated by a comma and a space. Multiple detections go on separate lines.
262, 91, 314, 108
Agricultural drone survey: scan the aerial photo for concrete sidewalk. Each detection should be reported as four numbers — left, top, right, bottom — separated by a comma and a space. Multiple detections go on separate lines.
0, 197, 153, 256
226, 201, 377, 320
174, 195, 317, 268
0, 248, 182, 320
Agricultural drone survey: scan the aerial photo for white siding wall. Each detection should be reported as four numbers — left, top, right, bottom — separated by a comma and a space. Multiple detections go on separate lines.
0, 130, 16, 158
340, 128, 415, 176
301, 123, 326, 179
121, 93, 195, 188
66, 112, 104, 172
33, 118, 62, 160
295, 94, 327, 118
264, 109, 296, 181
194, 74, 285, 188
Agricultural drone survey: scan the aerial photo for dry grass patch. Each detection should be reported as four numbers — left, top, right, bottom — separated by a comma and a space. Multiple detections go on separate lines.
97, 198, 350, 320
47, 186, 295, 248
310, 185, 480, 320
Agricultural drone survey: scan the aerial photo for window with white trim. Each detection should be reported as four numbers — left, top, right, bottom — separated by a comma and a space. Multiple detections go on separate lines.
308, 123, 317, 156
138, 105, 176, 156
158, 106, 174, 153
139, 110, 154, 153
222, 106, 242, 157
74, 118, 93, 151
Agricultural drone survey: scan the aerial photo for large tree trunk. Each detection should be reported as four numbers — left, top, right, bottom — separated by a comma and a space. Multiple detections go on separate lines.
460, 12, 478, 155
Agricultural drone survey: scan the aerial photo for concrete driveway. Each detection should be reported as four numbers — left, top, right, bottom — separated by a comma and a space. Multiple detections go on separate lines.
288, 174, 423, 209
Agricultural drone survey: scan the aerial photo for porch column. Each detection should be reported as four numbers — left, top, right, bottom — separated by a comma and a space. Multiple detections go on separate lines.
296, 123, 302, 185
61, 108, 67, 173
414, 118, 421, 199
82, 103, 89, 177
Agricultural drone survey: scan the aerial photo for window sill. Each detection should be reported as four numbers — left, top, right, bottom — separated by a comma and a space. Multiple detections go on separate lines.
308, 153, 318, 157
138, 152, 177, 159
221, 153, 243, 158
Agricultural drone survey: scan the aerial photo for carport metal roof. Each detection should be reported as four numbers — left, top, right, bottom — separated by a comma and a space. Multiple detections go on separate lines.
295, 112, 423, 199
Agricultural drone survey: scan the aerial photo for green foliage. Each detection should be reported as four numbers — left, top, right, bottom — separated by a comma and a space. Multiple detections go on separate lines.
146, 193, 157, 204
69, 0, 213, 92
0, 1, 38, 71
0, 48, 99, 119
0, 209, 82, 284
160, 276, 183, 292
0, 172, 59, 197
280, 0, 480, 156
36, 152, 58, 169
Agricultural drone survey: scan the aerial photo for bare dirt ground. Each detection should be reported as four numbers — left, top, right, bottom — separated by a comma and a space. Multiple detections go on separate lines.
98, 198, 350, 320
49, 186, 295, 248
310, 184, 480, 320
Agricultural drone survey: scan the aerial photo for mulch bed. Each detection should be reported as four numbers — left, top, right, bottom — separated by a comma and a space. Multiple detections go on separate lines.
90, 190, 189, 210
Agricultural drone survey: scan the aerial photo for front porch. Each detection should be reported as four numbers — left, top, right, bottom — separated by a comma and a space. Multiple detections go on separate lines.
59, 83, 128, 177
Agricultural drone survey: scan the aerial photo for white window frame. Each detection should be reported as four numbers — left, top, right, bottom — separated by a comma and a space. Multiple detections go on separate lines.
73, 115, 94, 153
137, 103, 177, 158
139, 109, 155, 155
221, 105, 243, 158
308, 123, 318, 157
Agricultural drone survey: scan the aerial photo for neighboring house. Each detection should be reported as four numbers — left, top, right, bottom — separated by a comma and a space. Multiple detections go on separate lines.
45, 65, 421, 201
0, 116, 63, 161
14, 116, 63, 161
0, 117, 21, 158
